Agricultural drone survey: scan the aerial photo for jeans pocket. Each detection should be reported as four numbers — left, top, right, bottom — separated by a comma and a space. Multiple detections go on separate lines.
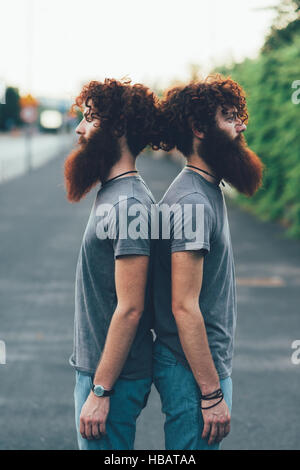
78, 371, 93, 389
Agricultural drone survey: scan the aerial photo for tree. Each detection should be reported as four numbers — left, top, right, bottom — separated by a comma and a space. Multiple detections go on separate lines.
262, 0, 300, 53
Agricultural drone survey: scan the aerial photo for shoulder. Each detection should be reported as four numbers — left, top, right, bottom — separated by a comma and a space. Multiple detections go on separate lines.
161, 191, 214, 215
131, 178, 156, 205
176, 191, 211, 206
111, 195, 152, 212
108, 197, 154, 226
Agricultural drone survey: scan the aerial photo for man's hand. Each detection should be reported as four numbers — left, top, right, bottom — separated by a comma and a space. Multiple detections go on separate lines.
79, 393, 110, 440
201, 398, 231, 446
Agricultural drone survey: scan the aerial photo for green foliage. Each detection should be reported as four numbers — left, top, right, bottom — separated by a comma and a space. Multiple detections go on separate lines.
262, 0, 300, 53
219, 28, 300, 238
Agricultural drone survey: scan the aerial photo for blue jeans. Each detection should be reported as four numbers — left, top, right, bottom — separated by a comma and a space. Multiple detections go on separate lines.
153, 339, 233, 450
74, 370, 152, 450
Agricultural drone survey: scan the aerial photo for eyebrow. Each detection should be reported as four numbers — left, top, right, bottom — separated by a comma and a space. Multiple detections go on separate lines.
83, 107, 99, 120
223, 109, 238, 119
83, 109, 94, 121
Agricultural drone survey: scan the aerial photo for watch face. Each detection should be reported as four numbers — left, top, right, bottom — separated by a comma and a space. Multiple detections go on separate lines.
94, 385, 104, 397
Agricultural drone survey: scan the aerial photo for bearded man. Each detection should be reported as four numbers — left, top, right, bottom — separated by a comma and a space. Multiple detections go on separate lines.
64, 78, 158, 450
152, 74, 264, 450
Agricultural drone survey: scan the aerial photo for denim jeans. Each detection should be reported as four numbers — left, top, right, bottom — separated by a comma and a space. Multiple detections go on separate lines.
153, 339, 233, 450
74, 370, 152, 450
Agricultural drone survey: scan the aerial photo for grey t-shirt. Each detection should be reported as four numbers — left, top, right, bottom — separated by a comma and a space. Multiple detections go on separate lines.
153, 168, 237, 380
69, 175, 155, 380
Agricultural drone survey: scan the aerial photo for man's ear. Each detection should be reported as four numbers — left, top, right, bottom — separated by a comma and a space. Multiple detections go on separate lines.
192, 125, 205, 140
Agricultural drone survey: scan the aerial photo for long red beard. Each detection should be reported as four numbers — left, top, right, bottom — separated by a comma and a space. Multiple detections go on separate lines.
198, 127, 264, 196
64, 127, 121, 202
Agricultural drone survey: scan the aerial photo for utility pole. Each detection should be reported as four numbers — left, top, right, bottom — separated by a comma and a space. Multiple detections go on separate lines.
24, 0, 35, 171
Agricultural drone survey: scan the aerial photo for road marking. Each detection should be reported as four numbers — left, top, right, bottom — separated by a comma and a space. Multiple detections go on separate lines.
0, 340, 6, 364
237, 277, 285, 287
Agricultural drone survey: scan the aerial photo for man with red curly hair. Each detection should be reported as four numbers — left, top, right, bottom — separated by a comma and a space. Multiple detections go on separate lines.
64, 78, 158, 450
152, 75, 264, 450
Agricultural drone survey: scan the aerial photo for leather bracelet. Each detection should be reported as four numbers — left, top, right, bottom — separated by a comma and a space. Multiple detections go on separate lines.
200, 387, 223, 400
200, 387, 224, 409
200, 395, 224, 410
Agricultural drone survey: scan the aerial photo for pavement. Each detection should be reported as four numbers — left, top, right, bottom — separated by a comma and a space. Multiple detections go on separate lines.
0, 131, 74, 183
0, 142, 299, 450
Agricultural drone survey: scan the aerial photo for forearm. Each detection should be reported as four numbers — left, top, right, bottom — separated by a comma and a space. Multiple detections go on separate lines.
93, 308, 141, 390
174, 307, 220, 394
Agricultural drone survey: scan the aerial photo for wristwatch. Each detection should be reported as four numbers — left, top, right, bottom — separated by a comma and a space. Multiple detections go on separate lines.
92, 384, 114, 397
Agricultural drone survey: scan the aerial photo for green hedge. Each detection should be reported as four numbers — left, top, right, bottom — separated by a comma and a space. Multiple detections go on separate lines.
219, 30, 300, 238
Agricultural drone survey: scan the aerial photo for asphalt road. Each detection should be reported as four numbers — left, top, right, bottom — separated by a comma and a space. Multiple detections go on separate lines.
0, 146, 299, 450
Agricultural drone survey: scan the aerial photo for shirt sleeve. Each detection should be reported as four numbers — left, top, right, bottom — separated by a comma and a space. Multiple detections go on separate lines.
169, 192, 215, 256
108, 196, 151, 259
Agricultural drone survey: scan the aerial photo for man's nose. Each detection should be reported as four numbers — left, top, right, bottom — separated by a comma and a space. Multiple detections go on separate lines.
75, 119, 85, 135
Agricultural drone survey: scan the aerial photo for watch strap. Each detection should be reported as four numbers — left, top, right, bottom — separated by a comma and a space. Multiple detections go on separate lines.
92, 384, 114, 396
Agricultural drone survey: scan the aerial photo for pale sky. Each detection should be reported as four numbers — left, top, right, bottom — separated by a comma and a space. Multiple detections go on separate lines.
0, 0, 279, 100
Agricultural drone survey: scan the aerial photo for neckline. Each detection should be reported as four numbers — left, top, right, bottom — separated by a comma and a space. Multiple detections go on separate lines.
183, 167, 222, 191
103, 170, 139, 186
99, 174, 142, 190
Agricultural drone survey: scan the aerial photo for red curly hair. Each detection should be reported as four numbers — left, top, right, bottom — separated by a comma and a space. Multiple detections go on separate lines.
158, 74, 248, 156
72, 78, 159, 157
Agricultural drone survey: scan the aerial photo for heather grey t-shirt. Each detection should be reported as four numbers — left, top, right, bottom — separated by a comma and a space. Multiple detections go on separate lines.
69, 175, 155, 380
153, 168, 237, 380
